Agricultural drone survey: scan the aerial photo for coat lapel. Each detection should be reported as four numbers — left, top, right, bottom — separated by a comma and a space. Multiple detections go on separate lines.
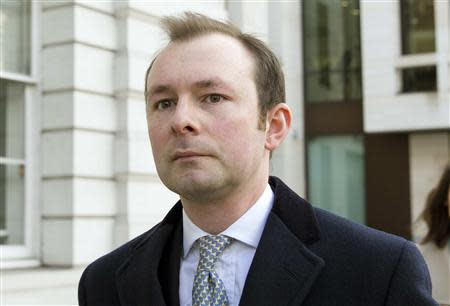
115, 202, 183, 306
114, 177, 323, 306
239, 177, 325, 306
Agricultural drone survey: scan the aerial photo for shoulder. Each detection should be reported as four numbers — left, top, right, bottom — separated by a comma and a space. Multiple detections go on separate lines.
79, 222, 161, 284
313, 207, 414, 261
315, 207, 405, 247
313, 208, 431, 289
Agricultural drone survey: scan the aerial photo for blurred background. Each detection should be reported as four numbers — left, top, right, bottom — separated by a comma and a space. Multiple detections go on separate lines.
0, 0, 448, 305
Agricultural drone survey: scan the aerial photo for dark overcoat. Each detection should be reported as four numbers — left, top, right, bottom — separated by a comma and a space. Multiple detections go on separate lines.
78, 177, 437, 306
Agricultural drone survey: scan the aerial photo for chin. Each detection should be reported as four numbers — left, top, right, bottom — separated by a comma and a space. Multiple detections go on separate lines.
166, 173, 226, 200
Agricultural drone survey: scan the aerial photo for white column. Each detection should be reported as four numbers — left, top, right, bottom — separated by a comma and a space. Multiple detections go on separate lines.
41, 1, 117, 266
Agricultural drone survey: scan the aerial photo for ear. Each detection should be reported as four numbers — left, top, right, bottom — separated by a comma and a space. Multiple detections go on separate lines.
264, 103, 292, 151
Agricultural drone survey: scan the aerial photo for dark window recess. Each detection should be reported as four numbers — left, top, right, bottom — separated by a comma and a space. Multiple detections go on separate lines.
402, 66, 437, 93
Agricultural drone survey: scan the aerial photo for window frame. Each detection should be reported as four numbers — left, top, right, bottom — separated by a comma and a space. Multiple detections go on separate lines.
396, 0, 438, 94
0, 0, 40, 267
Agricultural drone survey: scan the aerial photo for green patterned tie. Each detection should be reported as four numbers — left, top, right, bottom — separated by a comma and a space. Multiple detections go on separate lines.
192, 235, 232, 306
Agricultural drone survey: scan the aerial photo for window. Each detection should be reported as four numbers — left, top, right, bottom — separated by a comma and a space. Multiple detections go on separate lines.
0, 80, 26, 245
303, 0, 365, 225
0, 1, 31, 74
399, 0, 437, 93
402, 66, 437, 92
400, 0, 435, 54
303, 0, 362, 103
0, 0, 38, 263
307, 135, 365, 224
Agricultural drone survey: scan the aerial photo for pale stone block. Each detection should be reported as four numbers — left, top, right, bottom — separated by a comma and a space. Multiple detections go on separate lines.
360, 0, 402, 101
114, 97, 153, 175
42, 6, 74, 46
74, 5, 116, 50
1, 267, 82, 305
43, 130, 114, 178
126, 180, 177, 217
130, 53, 153, 93
127, 216, 162, 240
115, 52, 152, 94
74, 44, 114, 95
126, 0, 227, 19
122, 17, 166, 55
73, 218, 114, 264
42, 92, 74, 130
42, 91, 116, 131
239, 2, 269, 42
42, 45, 74, 92
41, 0, 71, 9
362, 63, 398, 96
128, 134, 156, 175
42, 178, 116, 216
42, 131, 73, 177
114, 52, 129, 93
364, 93, 450, 132
117, 97, 147, 133
42, 219, 73, 265
73, 179, 116, 216
115, 179, 178, 243
42, 0, 114, 14
74, 91, 117, 132
114, 132, 157, 176
75, 0, 114, 14
42, 179, 73, 216
73, 130, 114, 177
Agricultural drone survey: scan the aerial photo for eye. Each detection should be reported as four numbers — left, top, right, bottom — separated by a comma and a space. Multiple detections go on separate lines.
205, 94, 223, 103
156, 100, 173, 110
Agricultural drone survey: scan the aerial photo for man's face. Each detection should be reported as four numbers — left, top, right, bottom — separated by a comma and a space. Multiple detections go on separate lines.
146, 34, 270, 202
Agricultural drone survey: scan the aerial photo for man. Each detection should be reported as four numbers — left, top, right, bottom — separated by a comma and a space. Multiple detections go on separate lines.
79, 12, 437, 306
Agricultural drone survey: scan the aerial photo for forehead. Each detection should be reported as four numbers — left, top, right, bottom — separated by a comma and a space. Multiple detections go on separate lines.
147, 33, 256, 88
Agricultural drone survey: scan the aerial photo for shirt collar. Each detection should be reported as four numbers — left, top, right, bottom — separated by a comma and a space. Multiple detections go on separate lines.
182, 183, 274, 258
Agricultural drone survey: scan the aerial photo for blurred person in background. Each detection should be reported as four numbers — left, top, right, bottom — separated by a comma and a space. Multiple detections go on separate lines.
419, 164, 450, 306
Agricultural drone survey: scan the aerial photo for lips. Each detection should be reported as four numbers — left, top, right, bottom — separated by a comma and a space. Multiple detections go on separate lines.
172, 151, 209, 161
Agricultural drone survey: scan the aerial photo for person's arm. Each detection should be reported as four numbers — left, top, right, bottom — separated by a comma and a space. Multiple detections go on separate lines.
384, 241, 438, 305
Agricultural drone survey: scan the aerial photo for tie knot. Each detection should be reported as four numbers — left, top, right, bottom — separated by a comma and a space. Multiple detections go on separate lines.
197, 235, 231, 270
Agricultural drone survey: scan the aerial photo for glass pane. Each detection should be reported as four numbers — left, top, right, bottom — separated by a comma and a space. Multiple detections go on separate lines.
401, 0, 435, 54
303, 0, 362, 103
0, 79, 25, 159
402, 66, 436, 93
0, 0, 31, 74
307, 135, 365, 224
0, 163, 25, 245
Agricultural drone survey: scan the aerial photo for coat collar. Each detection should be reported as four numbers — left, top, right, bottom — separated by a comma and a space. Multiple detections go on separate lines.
239, 177, 324, 305
115, 176, 324, 306
115, 202, 183, 306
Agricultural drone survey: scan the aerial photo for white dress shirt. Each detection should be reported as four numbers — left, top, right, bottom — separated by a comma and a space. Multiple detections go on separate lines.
179, 184, 274, 306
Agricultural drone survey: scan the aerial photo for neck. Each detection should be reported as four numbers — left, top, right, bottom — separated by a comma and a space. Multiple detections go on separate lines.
181, 175, 269, 235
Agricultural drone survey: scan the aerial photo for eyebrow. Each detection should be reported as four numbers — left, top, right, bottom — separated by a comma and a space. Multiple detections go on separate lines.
147, 84, 172, 97
147, 77, 236, 98
194, 78, 237, 97
194, 78, 227, 89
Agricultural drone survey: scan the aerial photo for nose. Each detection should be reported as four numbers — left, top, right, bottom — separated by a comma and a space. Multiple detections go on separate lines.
171, 98, 200, 135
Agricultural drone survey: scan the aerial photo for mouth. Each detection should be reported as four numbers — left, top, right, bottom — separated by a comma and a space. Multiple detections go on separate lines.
172, 151, 210, 161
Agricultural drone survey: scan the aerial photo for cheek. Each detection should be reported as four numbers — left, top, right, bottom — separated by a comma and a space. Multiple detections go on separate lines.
148, 127, 165, 158
210, 117, 264, 158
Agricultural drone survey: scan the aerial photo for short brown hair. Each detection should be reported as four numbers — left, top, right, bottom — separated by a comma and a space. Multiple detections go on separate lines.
144, 12, 285, 127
